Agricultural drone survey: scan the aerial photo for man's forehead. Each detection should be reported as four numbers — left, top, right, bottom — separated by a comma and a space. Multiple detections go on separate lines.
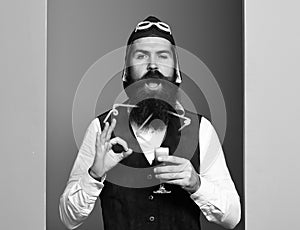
131, 37, 173, 51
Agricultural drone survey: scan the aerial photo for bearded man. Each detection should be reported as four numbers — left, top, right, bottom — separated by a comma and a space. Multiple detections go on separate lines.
59, 16, 241, 230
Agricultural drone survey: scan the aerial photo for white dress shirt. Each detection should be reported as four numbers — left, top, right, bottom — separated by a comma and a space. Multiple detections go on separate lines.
59, 114, 241, 230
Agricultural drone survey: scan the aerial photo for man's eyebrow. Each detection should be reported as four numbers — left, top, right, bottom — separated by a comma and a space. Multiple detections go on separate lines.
132, 49, 172, 55
132, 49, 150, 55
157, 50, 172, 55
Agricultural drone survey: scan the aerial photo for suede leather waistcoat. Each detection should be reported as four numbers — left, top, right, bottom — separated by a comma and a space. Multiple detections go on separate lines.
98, 107, 202, 230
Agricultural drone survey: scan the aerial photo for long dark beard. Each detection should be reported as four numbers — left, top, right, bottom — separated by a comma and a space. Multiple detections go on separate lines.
129, 98, 174, 130
127, 69, 179, 130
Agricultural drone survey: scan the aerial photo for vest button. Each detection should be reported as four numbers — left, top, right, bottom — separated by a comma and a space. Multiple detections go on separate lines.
148, 195, 154, 200
149, 216, 155, 222
147, 174, 152, 180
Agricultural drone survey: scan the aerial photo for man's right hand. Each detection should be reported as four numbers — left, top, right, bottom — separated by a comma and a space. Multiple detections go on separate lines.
89, 118, 133, 179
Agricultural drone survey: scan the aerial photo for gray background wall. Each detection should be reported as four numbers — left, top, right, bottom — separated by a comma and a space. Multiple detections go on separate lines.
245, 0, 300, 229
1, 0, 300, 230
47, 0, 243, 230
0, 0, 46, 229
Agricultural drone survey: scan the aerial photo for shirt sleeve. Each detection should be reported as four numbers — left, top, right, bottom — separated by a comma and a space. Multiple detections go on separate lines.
59, 118, 106, 230
190, 116, 241, 229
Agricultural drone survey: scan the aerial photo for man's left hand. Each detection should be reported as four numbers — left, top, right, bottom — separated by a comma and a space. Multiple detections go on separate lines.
154, 156, 201, 193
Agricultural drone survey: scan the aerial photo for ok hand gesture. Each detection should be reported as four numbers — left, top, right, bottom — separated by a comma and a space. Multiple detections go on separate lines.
89, 118, 133, 179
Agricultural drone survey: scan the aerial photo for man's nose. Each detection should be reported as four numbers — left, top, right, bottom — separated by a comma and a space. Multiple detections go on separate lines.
147, 56, 158, 70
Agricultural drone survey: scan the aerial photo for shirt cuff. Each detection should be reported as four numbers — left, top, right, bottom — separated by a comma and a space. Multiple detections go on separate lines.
190, 175, 216, 207
79, 171, 106, 197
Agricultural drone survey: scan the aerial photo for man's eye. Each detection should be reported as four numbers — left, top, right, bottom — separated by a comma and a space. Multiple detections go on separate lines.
136, 54, 147, 59
159, 54, 169, 59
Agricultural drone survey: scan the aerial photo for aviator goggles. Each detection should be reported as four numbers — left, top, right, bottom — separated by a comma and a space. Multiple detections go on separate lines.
135, 21, 172, 34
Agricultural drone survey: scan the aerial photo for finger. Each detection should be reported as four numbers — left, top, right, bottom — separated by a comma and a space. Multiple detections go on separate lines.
154, 165, 183, 174
106, 118, 117, 141
155, 172, 186, 180
104, 141, 109, 152
109, 137, 129, 152
100, 122, 109, 145
164, 179, 187, 187
157, 156, 187, 165
105, 146, 132, 164
123, 148, 133, 157
96, 131, 101, 145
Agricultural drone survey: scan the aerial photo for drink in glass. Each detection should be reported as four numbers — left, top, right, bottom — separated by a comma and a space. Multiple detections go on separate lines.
153, 147, 171, 194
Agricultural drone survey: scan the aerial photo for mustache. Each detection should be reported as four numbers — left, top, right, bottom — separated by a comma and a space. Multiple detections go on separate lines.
140, 69, 166, 81
125, 68, 179, 104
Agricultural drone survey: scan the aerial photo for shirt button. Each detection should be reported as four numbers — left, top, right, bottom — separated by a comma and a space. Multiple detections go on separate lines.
147, 174, 152, 180
148, 195, 154, 200
149, 216, 155, 222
